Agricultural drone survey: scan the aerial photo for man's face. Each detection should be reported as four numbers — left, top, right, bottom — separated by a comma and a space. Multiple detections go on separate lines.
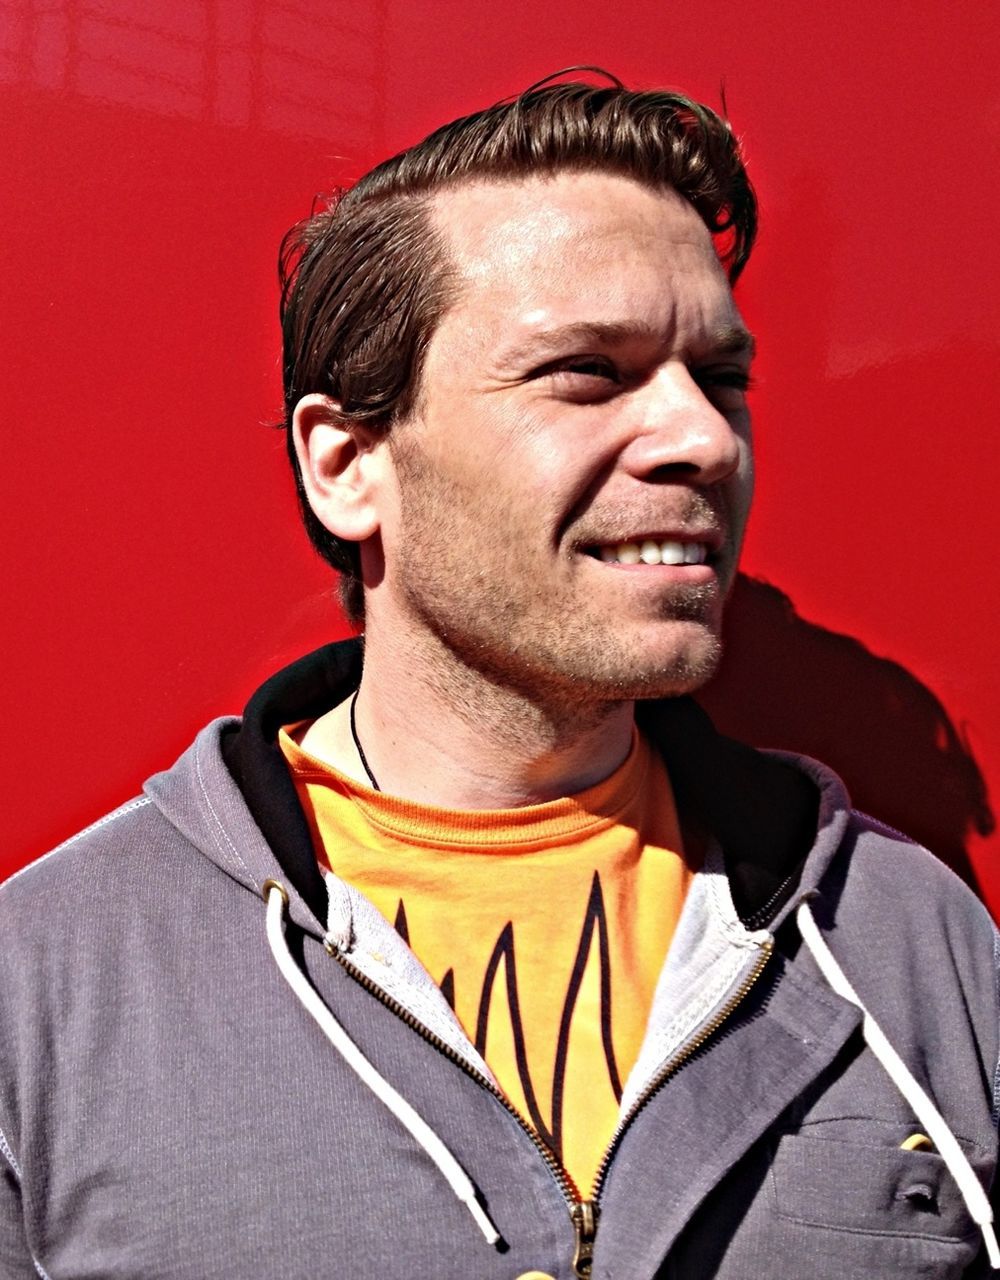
373, 171, 754, 706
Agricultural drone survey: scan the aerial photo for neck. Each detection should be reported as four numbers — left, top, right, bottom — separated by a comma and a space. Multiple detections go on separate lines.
299, 625, 635, 809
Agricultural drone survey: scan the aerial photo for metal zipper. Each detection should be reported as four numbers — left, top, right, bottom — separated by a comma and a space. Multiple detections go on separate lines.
589, 937, 774, 1203
325, 944, 578, 1203
571, 1199, 599, 1278
325, 932, 772, 1276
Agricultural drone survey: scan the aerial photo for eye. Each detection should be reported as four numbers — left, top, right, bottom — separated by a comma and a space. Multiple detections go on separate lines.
559, 357, 619, 379
693, 364, 755, 409
544, 356, 623, 402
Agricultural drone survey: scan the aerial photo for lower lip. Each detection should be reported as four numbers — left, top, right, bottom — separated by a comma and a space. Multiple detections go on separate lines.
584, 556, 718, 584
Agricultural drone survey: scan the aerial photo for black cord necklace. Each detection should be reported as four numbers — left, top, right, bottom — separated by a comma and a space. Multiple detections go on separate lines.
349, 688, 381, 791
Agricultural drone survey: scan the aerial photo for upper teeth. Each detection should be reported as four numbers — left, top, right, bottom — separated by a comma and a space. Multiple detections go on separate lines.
598, 540, 708, 566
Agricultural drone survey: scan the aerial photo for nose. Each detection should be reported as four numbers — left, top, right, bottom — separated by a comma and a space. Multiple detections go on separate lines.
619, 363, 746, 485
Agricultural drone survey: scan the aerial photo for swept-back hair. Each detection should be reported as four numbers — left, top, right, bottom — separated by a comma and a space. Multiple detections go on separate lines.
279, 69, 758, 623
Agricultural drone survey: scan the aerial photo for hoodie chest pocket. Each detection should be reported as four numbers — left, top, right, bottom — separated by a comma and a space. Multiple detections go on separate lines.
769, 1132, 981, 1244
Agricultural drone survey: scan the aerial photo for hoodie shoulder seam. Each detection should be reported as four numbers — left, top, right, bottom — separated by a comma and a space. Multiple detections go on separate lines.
851, 810, 990, 903
194, 742, 261, 892
1, 797, 153, 894
850, 809, 919, 846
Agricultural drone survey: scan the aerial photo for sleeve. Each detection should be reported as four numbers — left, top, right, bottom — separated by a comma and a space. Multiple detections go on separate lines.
963, 926, 1000, 1276
0, 890, 45, 1279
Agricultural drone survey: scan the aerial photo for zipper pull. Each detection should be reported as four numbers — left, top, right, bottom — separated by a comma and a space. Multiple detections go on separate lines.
571, 1200, 599, 1278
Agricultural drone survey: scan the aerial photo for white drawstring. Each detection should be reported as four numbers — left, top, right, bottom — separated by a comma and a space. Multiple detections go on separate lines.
797, 901, 1000, 1270
261, 878, 993, 1261
263, 881, 500, 1247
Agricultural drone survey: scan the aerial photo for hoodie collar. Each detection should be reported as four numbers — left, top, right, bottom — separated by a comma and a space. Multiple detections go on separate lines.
220, 638, 838, 931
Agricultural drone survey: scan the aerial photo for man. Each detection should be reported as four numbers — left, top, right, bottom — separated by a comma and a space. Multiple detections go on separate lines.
1, 73, 998, 1279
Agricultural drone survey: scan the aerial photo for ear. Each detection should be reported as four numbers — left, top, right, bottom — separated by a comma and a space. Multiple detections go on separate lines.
291, 394, 385, 543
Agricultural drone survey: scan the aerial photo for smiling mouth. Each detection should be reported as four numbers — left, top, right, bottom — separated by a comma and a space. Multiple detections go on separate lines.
584, 539, 714, 566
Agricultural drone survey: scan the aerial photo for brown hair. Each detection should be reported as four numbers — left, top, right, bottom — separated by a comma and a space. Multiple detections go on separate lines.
279, 70, 758, 624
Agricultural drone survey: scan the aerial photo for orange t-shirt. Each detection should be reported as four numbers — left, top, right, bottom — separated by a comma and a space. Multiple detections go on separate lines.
279, 725, 694, 1196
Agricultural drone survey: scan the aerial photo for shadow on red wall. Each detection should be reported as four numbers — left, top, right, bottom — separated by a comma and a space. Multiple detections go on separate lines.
697, 572, 995, 892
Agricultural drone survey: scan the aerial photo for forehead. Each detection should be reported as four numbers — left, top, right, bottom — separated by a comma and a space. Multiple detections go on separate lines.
426, 171, 737, 349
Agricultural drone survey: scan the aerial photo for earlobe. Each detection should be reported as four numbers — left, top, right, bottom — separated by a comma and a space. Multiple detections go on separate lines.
291, 393, 383, 543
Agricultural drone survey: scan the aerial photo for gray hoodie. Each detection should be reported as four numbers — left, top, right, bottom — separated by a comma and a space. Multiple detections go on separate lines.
1, 642, 998, 1279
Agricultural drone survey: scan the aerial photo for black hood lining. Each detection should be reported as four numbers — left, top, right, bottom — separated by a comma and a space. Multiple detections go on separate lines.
222, 638, 364, 921
223, 639, 818, 929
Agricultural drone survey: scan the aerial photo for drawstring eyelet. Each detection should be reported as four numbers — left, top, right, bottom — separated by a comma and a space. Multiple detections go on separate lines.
262, 878, 289, 908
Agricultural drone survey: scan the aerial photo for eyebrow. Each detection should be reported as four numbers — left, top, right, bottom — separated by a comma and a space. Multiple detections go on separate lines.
711, 325, 757, 359
495, 320, 756, 368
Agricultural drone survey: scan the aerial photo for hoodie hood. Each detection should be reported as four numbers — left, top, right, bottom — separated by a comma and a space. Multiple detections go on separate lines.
188, 637, 839, 933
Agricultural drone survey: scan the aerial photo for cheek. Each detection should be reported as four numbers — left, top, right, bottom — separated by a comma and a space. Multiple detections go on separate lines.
506, 404, 618, 502
393, 400, 600, 558
369, 443, 418, 551
725, 425, 755, 527
461, 408, 580, 510
738, 443, 755, 516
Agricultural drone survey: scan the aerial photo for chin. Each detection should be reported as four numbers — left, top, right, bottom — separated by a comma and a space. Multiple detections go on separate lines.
616, 660, 720, 701
616, 624, 724, 700
548, 621, 724, 705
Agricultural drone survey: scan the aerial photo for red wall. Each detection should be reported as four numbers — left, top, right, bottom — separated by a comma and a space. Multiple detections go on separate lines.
3, 1, 998, 913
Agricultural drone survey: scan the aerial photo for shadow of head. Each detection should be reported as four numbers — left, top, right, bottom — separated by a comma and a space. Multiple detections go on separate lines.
696, 574, 994, 891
